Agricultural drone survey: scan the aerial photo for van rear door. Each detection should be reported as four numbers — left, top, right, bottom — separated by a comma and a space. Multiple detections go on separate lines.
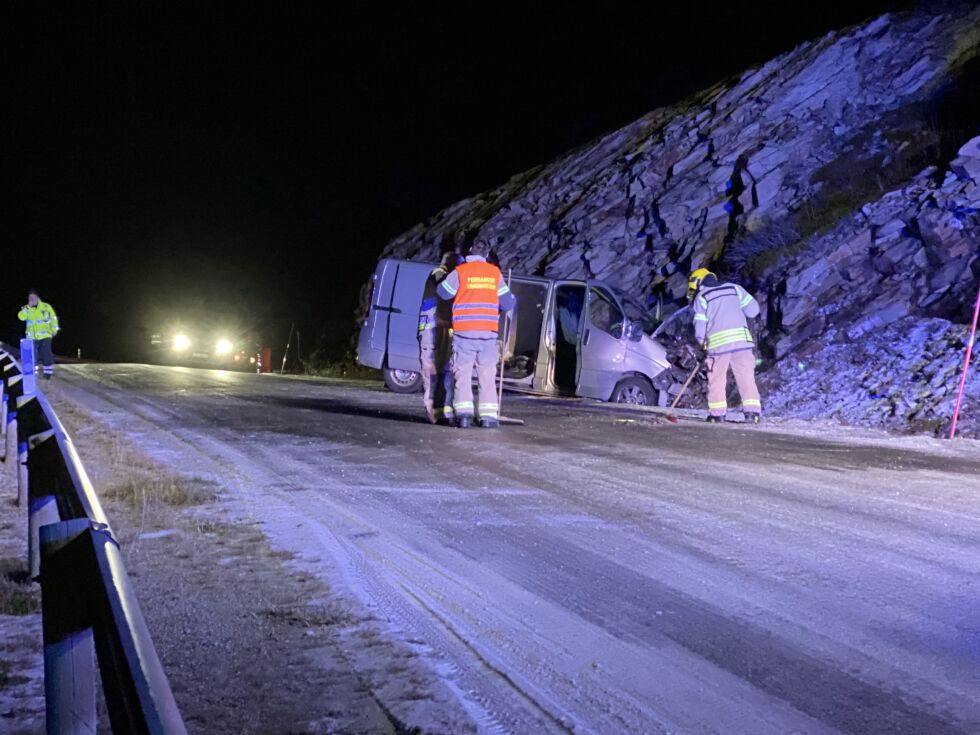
381, 260, 433, 372
577, 282, 628, 401
357, 259, 433, 372
357, 260, 396, 369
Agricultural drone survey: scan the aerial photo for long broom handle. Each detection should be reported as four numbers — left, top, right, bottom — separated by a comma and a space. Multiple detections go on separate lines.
949, 282, 980, 439
669, 361, 701, 411
497, 268, 512, 408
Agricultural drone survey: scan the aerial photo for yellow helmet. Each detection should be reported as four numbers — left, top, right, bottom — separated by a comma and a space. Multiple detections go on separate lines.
687, 268, 715, 301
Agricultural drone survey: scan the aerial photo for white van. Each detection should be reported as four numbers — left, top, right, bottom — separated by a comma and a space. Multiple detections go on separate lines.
357, 258, 673, 406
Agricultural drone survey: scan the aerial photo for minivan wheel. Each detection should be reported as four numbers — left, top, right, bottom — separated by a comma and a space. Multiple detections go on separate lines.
611, 376, 655, 406
383, 366, 424, 394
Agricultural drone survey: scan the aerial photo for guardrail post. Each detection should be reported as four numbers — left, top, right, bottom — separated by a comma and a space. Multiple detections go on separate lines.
1, 380, 7, 463
19, 395, 59, 579
41, 520, 188, 735
40, 518, 98, 735
21, 338, 37, 396
0, 350, 9, 462
1, 356, 21, 466
18, 428, 29, 510
5, 375, 27, 506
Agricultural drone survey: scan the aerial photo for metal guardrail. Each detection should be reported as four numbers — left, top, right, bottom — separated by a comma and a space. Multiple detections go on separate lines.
0, 341, 187, 734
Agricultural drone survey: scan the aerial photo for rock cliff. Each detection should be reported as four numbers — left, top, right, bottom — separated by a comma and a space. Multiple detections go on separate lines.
379, 4, 980, 436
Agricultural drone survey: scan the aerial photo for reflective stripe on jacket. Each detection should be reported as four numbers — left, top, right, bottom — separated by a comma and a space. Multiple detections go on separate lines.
18, 301, 60, 340
693, 283, 759, 354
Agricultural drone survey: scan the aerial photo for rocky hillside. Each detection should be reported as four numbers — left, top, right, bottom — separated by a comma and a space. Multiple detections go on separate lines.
380, 4, 980, 436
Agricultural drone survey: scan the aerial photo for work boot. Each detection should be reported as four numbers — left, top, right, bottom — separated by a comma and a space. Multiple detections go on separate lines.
705, 415, 724, 423
43, 373, 52, 381
457, 416, 473, 429
746, 413, 761, 425
480, 418, 499, 429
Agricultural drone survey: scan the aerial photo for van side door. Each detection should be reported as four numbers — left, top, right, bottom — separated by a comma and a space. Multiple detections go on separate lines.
577, 282, 628, 401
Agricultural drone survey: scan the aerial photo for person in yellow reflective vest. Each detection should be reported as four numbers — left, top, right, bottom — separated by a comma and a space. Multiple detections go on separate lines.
18, 288, 60, 380
689, 269, 762, 424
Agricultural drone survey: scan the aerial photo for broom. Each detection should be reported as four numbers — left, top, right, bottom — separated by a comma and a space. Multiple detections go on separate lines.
665, 360, 701, 423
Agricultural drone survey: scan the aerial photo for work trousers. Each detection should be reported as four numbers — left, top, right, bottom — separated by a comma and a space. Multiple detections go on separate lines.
706, 349, 761, 417
451, 336, 499, 420
34, 338, 54, 376
419, 328, 454, 421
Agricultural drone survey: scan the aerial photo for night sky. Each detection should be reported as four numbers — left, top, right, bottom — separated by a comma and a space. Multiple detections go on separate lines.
3, 1, 915, 362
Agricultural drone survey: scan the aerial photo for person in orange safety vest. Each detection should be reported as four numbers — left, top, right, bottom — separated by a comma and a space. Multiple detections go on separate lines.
437, 239, 516, 429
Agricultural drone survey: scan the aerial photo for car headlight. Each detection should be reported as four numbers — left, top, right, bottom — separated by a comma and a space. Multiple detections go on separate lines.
172, 334, 191, 352
215, 338, 234, 356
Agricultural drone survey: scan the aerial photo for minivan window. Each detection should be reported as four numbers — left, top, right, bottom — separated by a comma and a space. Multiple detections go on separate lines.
614, 288, 659, 334
589, 287, 625, 339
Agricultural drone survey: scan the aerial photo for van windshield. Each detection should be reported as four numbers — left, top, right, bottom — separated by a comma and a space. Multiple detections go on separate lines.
613, 289, 659, 335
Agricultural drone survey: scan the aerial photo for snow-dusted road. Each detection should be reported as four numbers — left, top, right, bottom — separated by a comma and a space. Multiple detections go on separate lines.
56, 363, 980, 734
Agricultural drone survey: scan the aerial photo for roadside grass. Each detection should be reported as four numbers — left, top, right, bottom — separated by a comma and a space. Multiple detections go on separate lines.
0, 658, 30, 690
101, 476, 218, 510
258, 602, 360, 629
0, 557, 39, 616
49, 399, 220, 514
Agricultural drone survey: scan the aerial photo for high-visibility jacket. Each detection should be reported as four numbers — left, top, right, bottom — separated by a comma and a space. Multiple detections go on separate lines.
693, 282, 759, 354
438, 257, 515, 335
18, 301, 60, 340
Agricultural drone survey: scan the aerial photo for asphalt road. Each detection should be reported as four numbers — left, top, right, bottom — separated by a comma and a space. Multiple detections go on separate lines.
56, 363, 980, 735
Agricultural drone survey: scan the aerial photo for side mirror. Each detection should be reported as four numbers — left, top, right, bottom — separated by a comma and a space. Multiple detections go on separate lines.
625, 320, 644, 341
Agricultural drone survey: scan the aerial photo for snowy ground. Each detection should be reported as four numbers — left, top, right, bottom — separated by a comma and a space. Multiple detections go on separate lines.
48, 363, 980, 734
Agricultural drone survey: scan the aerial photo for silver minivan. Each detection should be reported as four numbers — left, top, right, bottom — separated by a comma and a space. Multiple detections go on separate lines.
357, 258, 673, 405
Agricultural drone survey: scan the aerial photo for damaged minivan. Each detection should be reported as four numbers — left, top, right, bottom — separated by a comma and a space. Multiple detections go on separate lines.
357, 258, 673, 406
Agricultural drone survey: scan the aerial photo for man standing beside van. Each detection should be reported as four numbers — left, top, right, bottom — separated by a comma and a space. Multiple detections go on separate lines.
688, 268, 762, 423
18, 287, 60, 380
438, 239, 516, 428
418, 251, 458, 424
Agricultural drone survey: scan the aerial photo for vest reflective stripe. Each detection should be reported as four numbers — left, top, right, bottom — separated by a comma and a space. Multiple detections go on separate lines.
453, 314, 498, 322
707, 327, 753, 350
453, 302, 498, 310
452, 262, 501, 333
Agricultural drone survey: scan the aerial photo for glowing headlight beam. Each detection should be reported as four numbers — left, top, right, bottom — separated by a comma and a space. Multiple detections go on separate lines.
215, 338, 234, 356
172, 334, 192, 352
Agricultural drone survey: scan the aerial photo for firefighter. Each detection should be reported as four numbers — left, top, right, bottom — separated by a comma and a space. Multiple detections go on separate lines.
437, 239, 516, 428
18, 288, 60, 380
688, 268, 762, 423
418, 251, 458, 424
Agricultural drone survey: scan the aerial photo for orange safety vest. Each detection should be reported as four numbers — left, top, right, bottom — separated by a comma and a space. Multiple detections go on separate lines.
452, 261, 501, 333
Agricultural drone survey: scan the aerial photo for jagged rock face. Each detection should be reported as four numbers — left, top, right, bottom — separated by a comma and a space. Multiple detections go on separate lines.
383, 7, 979, 295
761, 317, 980, 437
378, 5, 980, 435
765, 149, 980, 360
